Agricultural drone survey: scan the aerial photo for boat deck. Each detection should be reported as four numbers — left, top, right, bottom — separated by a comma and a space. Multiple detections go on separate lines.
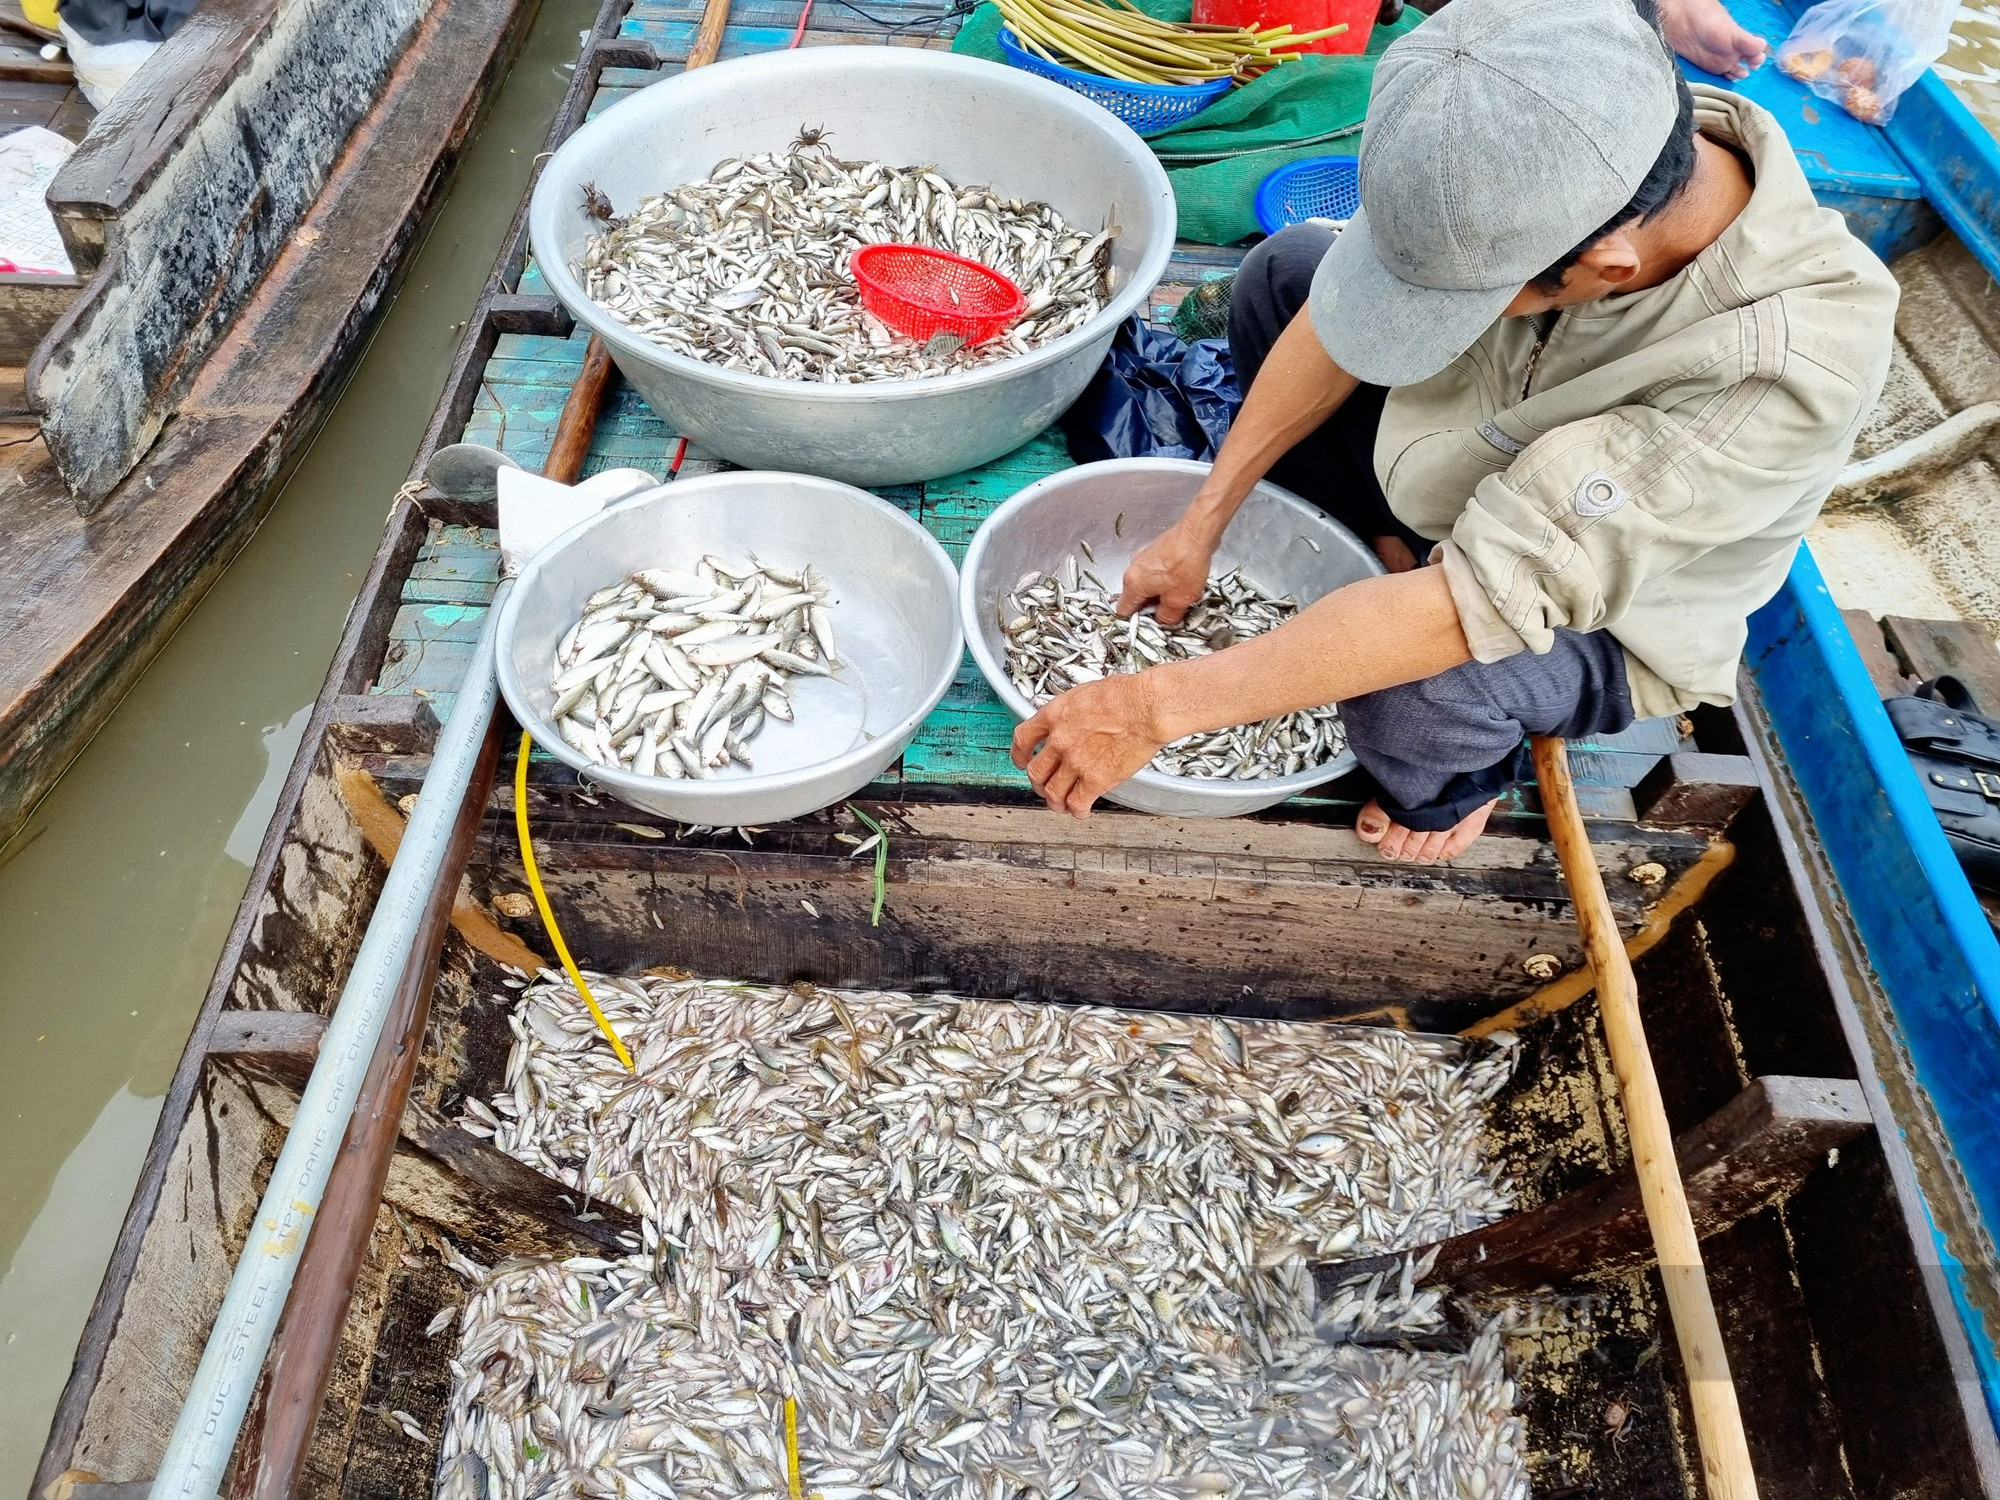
371, 0, 1713, 824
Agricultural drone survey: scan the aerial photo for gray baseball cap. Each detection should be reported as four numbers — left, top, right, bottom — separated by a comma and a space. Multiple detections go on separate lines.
1308, 0, 1680, 388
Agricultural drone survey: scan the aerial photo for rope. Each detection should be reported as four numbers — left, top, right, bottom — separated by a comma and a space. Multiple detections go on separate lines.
514, 731, 635, 1070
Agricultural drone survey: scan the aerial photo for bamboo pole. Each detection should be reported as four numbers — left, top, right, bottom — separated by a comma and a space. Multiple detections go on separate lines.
1530, 735, 1761, 1500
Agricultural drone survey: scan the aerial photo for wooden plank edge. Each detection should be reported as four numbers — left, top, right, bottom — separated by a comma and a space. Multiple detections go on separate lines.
1310, 1075, 1872, 1299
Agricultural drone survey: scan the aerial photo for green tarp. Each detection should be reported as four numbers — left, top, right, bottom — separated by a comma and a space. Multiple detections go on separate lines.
952, 3, 1419, 244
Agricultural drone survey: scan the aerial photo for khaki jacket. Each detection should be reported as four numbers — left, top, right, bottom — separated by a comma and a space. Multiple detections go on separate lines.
1373, 87, 1898, 718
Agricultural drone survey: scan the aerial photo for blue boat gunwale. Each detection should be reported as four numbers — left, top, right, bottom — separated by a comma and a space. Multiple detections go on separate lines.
1746, 548, 2000, 1429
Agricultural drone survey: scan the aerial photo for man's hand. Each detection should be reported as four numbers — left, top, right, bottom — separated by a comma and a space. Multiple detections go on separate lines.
1011, 671, 1166, 818
1118, 522, 1215, 625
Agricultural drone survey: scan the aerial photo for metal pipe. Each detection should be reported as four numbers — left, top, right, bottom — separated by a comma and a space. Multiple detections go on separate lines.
148, 578, 513, 1500
234, 715, 506, 1500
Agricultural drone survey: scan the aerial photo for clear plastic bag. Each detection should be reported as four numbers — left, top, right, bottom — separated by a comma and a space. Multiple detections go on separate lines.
1776, 0, 1957, 124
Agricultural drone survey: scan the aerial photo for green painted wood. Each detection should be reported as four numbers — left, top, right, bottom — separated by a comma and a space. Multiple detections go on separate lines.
629, 0, 958, 33
901, 657, 1029, 787
619, 22, 808, 62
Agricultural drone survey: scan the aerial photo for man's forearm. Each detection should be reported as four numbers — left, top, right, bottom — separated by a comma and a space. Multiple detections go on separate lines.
1182, 308, 1360, 544
1145, 566, 1473, 737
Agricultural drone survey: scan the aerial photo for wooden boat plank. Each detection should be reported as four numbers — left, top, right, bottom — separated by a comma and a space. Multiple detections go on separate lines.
291, 764, 1711, 1023
26, 9, 643, 1489
1882, 611, 2000, 709
0, 76, 75, 127
0, 0, 535, 850
1736, 672, 2000, 1487
1310, 1075, 1873, 1295
44, 0, 284, 269
208, 1009, 331, 1068
0, 272, 84, 362
1842, 608, 1922, 698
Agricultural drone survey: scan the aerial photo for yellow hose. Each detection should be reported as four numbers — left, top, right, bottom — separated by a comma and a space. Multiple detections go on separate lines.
784, 1396, 804, 1500
514, 731, 635, 1072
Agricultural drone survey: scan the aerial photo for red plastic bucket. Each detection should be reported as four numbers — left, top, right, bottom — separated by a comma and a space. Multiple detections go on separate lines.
1192, 0, 1375, 54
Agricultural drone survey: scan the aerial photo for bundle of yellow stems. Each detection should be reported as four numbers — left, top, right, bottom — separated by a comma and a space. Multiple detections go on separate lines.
997, 0, 1344, 85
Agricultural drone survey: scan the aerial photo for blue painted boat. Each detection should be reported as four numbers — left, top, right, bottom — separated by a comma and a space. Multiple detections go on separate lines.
1691, 0, 2000, 1440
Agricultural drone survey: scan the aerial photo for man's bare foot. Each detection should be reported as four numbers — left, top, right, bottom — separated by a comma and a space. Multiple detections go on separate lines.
1372, 535, 1419, 573
1658, 0, 1766, 78
1355, 797, 1497, 863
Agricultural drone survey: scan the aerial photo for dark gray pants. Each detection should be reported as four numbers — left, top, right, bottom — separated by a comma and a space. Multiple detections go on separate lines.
1232, 224, 1636, 829
1339, 633, 1635, 829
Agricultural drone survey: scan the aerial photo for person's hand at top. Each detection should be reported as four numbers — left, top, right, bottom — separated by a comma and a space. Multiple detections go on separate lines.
1658, 0, 1766, 79
1117, 520, 1215, 625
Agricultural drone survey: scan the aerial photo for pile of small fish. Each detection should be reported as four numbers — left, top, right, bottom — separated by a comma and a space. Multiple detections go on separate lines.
548, 556, 836, 778
1004, 556, 1346, 780
578, 134, 1113, 382
436, 973, 1528, 1499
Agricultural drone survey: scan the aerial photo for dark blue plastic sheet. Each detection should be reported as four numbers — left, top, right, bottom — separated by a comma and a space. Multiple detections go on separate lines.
1061, 317, 1241, 465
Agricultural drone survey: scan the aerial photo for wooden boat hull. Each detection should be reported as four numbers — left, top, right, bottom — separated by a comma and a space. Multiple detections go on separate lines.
34, 2, 2000, 1494
34, 683, 2000, 1496
0, 0, 540, 853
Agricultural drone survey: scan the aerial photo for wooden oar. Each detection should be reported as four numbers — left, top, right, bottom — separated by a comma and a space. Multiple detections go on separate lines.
1531, 734, 1761, 1500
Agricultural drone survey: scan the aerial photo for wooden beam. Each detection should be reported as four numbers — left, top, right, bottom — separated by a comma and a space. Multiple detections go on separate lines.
327, 693, 441, 756
1634, 752, 1760, 831
206, 1010, 328, 1077
1461, 838, 1737, 1039
1313, 1075, 1871, 1298
684, 0, 732, 70
543, 335, 614, 484
1883, 615, 2000, 713
203, 1015, 636, 1255
1841, 609, 1916, 700
487, 292, 573, 336
334, 763, 547, 973
41, 1474, 149, 1500
238, 720, 506, 1499
402, 1112, 641, 1254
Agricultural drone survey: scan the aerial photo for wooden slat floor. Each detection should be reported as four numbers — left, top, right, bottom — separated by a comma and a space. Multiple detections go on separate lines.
373, 0, 1689, 816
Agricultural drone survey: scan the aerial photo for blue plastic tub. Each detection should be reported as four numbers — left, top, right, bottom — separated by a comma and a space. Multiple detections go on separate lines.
996, 27, 1232, 136
1254, 155, 1360, 235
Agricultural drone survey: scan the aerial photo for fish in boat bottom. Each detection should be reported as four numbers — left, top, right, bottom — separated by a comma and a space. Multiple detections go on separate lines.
434, 975, 1530, 1499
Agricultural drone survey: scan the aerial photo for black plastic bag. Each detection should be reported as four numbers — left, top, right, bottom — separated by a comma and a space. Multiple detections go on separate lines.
61, 0, 196, 44
1061, 317, 1241, 465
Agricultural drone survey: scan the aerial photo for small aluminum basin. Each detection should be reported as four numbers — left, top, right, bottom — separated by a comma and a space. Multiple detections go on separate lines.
497, 472, 962, 826
960, 458, 1382, 818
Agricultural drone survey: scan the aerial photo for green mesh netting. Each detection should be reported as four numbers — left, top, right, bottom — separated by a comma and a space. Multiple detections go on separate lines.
952, 3, 1419, 245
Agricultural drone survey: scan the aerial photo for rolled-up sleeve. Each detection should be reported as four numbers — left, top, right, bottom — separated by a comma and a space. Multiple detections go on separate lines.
1437, 405, 1766, 656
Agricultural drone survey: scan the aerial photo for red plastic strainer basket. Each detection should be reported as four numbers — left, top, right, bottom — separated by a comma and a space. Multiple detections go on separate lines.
851, 243, 1026, 346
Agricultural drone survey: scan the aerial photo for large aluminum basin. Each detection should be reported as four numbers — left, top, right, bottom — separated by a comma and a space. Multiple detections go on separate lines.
528, 47, 1176, 487
961, 459, 1382, 818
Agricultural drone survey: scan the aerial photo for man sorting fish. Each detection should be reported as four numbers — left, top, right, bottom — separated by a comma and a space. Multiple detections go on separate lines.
1013, 0, 1897, 861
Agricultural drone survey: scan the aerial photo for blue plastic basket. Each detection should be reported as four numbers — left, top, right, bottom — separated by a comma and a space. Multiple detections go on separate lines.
1254, 155, 1361, 236
996, 27, 1232, 137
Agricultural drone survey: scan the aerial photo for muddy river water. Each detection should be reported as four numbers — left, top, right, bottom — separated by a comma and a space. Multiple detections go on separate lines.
0, 2, 1996, 1488
0, 0, 595, 1484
